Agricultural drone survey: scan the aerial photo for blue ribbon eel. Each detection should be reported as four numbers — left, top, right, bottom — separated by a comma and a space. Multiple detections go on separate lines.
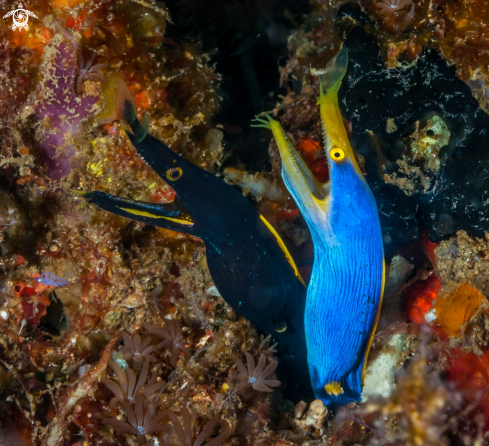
253, 48, 385, 406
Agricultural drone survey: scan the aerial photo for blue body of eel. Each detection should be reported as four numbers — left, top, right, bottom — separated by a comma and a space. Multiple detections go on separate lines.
255, 49, 385, 405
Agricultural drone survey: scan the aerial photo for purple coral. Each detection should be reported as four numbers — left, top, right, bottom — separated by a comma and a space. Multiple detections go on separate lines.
76, 52, 107, 94
35, 35, 99, 179
233, 352, 280, 399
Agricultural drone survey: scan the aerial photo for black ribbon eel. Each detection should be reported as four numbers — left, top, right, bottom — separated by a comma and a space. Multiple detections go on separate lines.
82, 98, 312, 400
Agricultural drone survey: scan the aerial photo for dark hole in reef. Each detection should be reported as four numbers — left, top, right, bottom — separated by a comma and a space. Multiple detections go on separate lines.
38, 291, 67, 338
358, 96, 367, 104
169, 263, 181, 277
426, 129, 435, 137
163, 0, 312, 173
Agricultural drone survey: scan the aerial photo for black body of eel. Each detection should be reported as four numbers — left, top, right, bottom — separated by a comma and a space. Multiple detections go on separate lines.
82, 98, 311, 400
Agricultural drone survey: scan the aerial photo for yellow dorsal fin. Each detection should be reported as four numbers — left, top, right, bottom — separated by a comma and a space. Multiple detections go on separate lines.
259, 214, 306, 287
361, 258, 386, 383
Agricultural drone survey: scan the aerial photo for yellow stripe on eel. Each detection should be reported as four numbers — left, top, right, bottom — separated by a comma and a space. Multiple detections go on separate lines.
361, 258, 386, 384
119, 207, 194, 226
260, 214, 306, 287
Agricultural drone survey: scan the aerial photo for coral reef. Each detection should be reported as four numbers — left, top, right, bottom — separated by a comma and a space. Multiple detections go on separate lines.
0, 0, 278, 444
3, 0, 489, 444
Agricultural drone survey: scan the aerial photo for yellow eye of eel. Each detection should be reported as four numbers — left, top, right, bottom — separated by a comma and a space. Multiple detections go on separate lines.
329, 147, 346, 163
166, 167, 183, 181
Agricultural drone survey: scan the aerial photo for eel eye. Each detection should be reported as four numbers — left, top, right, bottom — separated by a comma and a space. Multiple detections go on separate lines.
329, 147, 346, 163
166, 167, 183, 181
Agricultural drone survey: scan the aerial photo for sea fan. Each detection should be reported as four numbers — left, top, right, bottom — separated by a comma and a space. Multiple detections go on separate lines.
36, 272, 68, 288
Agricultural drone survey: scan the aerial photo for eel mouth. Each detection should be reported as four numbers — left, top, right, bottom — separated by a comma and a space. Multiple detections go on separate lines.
277, 124, 329, 202
253, 114, 329, 203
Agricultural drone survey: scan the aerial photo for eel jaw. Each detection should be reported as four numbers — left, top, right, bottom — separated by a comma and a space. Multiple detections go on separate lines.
80, 190, 195, 229
253, 115, 329, 213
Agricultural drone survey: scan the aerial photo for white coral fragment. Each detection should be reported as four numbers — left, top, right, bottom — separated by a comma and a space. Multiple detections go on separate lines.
290, 399, 328, 437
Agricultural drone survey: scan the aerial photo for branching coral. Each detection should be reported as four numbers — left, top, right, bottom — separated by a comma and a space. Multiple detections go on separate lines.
162, 406, 230, 446
75, 52, 107, 94
101, 358, 165, 408
120, 331, 158, 371
143, 320, 191, 367
233, 352, 280, 399
374, 0, 413, 15
102, 393, 167, 446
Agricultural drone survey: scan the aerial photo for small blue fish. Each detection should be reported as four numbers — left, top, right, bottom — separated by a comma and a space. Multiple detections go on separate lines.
254, 49, 384, 405
37, 272, 68, 288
